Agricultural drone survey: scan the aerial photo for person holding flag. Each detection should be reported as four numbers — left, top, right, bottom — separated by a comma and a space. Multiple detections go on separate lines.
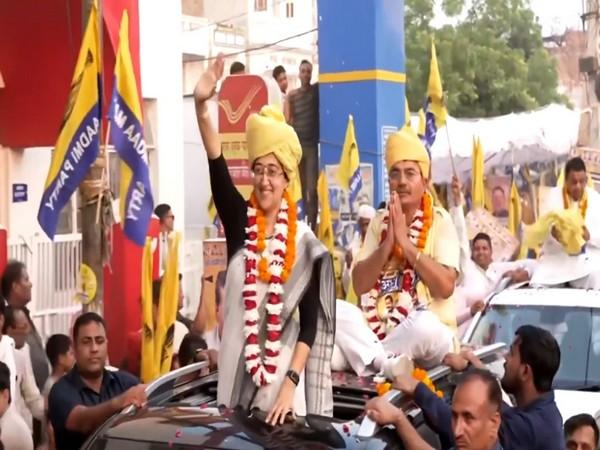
193, 55, 335, 425
37, 1, 102, 240
108, 11, 154, 246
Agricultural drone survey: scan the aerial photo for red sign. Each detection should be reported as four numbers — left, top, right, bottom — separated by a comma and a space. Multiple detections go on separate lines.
218, 75, 269, 197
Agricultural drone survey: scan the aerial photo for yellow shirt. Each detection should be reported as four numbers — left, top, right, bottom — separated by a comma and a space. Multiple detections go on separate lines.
357, 206, 460, 330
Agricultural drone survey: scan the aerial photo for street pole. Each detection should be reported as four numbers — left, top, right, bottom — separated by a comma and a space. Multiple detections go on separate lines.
80, 0, 110, 315
582, 0, 600, 149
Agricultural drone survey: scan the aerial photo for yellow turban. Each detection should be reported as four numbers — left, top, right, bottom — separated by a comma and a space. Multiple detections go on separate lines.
385, 125, 430, 178
246, 105, 302, 201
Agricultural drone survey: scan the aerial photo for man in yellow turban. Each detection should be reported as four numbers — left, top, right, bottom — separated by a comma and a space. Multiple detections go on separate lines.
331, 125, 464, 379
193, 55, 335, 424
532, 156, 600, 288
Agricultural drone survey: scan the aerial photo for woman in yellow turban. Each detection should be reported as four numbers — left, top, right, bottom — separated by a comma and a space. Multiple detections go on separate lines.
193, 54, 335, 425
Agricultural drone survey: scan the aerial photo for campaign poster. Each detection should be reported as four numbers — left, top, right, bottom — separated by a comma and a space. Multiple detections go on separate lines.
201, 239, 227, 333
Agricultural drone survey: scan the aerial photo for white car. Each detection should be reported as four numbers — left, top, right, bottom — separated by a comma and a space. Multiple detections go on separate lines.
463, 286, 600, 422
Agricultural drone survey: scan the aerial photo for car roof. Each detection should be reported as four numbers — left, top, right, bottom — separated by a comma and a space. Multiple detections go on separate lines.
489, 287, 600, 308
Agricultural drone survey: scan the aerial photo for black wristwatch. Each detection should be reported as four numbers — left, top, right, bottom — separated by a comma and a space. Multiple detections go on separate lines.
286, 369, 300, 386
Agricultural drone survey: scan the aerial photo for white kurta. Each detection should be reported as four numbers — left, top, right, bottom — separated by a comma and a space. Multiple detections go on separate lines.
535, 187, 600, 287
14, 344, 44, 430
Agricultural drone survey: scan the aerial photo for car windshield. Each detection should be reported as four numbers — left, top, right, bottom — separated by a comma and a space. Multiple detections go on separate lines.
468, 304, 600, 390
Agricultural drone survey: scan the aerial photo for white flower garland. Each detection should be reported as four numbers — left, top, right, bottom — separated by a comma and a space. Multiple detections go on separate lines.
242, 198, 290, 386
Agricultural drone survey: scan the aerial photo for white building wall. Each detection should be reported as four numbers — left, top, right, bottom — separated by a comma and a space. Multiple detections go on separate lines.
139, 0, 186, 229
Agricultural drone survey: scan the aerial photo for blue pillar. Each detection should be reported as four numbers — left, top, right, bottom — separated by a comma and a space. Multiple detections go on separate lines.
318, 0, 406, 206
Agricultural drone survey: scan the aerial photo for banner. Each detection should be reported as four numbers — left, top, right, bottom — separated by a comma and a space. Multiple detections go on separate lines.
200, 239, 227, 344
37, 4, 101, 240
109, 11, 153, 246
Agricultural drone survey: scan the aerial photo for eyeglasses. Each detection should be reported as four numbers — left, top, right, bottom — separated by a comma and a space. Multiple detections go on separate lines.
252, 165, 285, 179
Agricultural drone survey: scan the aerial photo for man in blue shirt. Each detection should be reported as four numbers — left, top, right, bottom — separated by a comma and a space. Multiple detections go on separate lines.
388, 325, 564, 450
48, 313, 146, 450
366, 368, 503, 450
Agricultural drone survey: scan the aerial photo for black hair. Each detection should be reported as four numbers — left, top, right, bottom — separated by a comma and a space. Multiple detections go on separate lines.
46, 334, 72, 368
378, 201, 387, 209
300, 59, 312, 67
0, 361, 10, 403
272, 65, 286, 79
153, 204, 172, 222
456, 368, 502, 412
565, 156, 587, 178
1, 260, 26, 300
230, 61, 245, 75
564, 413, 599, 446
215, 271, 227, 308
2, 305, 26, 334
73, 312, 106, 342
177, 332, 208, 367
472, 232, 492, 248
515, 325, 560, 392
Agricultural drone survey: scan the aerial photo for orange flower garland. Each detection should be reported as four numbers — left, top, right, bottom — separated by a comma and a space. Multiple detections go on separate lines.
563, 188, 588, 220
363, 192, 434, 340
250, 190, 297, 284
376, 368, 443, 398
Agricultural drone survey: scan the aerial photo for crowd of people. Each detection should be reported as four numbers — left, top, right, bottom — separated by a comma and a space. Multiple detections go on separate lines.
0, 55, 599, 450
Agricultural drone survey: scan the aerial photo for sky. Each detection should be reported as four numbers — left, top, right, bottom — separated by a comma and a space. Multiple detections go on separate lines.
433, 0, 584, 36
531, 0, 583, 35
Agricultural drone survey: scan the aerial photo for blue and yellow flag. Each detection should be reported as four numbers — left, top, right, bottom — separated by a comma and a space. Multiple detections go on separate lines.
38, 4, 101, 240
109, 11, 154, 246
336, 115, 362, 204
422, 39, 448, 155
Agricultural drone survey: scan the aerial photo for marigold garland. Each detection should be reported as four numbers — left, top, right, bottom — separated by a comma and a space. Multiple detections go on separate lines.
363, 193, 434, 340
563, 188, 588, 220
376, 368, 443, 398
242, 190, 297, 386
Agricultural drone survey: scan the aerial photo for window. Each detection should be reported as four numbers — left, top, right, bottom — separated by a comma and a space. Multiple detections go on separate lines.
285, 1, 294, 18
254, 0, 267, 11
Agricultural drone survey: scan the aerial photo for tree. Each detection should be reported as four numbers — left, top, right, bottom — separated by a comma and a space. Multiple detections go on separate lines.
405, 0, 566, 117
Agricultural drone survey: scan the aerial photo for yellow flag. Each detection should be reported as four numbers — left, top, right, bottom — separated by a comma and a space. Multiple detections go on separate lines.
336, 115, 362, 202
508, 179, 521, 236
427, 38, 448, 128
417, 108, 426, 137
318, 171, 334, 252
405, 98, 411, 127
154, 232, 181, 376
471, 137, 485, 209
140, 237, 156, 383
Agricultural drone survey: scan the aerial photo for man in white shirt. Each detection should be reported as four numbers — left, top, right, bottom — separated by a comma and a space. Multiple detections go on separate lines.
154, 203, 175, 275
449, 176, 534, 336
0, 361, 34, 450
3, 306, 44, 431
535, 157, 600, 288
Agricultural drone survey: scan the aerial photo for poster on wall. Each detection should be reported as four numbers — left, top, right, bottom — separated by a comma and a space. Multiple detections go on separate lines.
325, 163, 374, 246
485, 174, 511, 227
465, 208, 519, 262
200, 238, 227, 346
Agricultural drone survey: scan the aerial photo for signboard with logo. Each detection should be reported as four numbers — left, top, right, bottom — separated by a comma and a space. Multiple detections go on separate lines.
12, 183, 27, 203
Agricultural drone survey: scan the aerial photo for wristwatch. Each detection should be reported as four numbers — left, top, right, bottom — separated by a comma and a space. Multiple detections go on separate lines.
286, 369, 300, 386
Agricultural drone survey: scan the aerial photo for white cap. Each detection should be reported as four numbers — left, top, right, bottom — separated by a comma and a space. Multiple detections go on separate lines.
357, 204, 376, 220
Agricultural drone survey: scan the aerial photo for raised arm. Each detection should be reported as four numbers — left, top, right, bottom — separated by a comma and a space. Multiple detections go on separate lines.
193, 55, 224, 161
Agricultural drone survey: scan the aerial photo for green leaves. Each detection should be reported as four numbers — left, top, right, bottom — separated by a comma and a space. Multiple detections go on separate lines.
405, 0, 564, 117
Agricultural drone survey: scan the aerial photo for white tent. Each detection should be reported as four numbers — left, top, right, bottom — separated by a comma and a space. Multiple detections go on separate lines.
410, 104, 581, 183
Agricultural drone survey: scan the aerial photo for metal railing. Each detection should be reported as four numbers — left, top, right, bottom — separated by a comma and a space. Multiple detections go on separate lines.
8, 233, 82, 341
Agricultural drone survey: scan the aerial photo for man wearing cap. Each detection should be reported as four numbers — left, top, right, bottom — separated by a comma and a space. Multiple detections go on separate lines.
331, 126, 461, 378
342, 204, 376, 298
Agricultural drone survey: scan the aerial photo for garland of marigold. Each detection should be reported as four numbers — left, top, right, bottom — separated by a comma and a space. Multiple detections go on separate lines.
363, 193, 434, 340
563, 188, 588, 220
376, 368, 443, 398
251, 190, 297, 283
